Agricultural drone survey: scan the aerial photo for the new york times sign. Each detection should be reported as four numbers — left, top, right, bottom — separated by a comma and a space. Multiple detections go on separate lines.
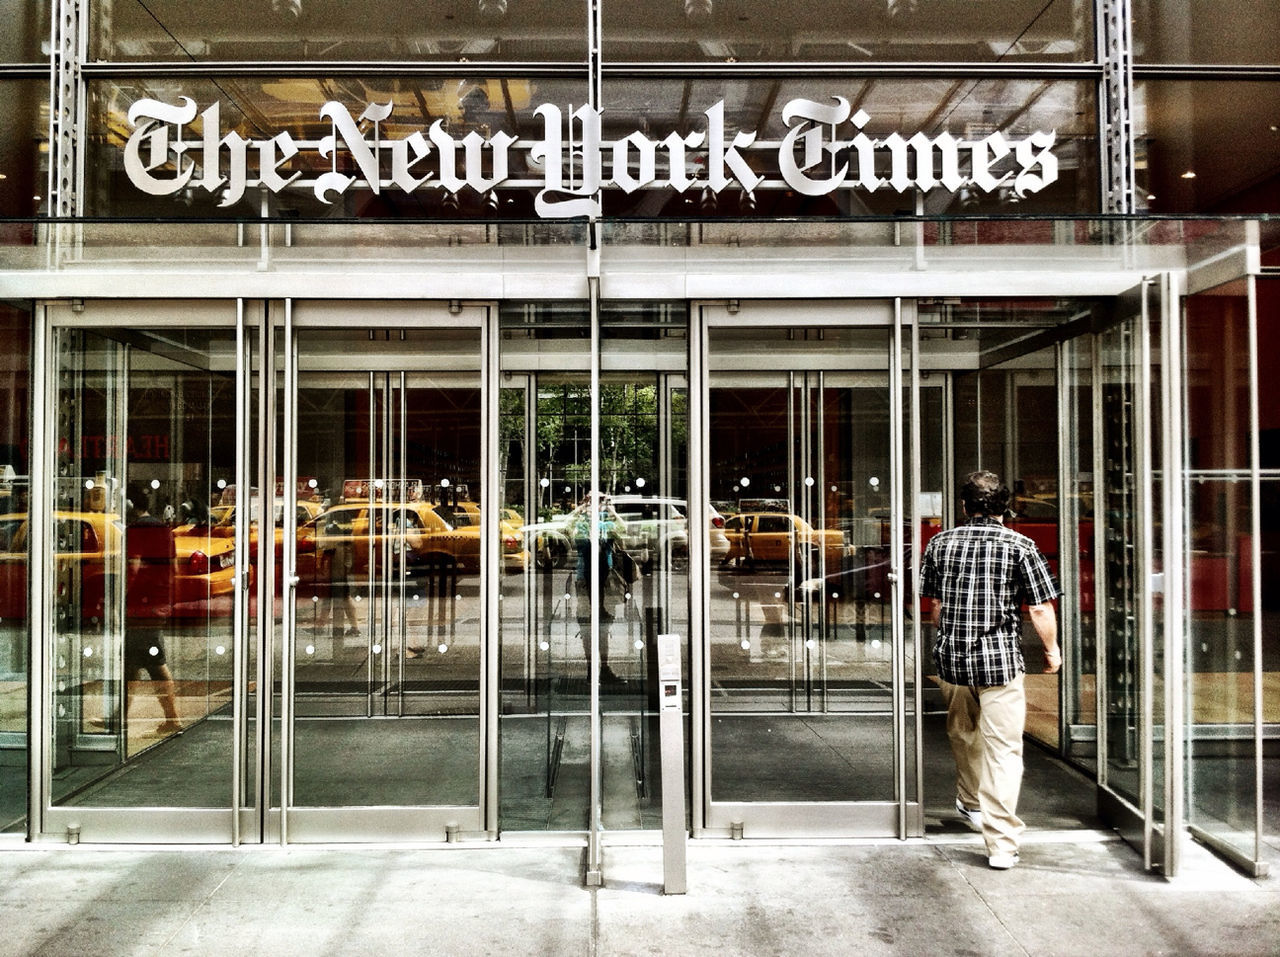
124, 95, 1059, 217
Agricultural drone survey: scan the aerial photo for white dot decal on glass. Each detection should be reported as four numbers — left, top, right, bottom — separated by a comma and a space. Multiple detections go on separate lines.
305, 644, 315, 656
438, 643, 449, 654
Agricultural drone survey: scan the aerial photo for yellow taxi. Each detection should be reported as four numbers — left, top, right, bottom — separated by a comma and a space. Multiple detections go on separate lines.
723, 511, 847, 569
307, 500, 484, 580
0, 510, 236, 621
439, 501, 528, 572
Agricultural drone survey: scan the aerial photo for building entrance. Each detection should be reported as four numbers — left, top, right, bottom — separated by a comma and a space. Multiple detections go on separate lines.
27, 291, 1188, 869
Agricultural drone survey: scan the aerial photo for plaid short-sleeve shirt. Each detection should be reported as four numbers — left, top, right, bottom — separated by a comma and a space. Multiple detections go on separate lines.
919, 515, 1059, 687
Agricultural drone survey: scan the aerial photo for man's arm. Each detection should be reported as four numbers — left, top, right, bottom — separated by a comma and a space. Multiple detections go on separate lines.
1028, 602, 1060, 673
929, 598, 941, 628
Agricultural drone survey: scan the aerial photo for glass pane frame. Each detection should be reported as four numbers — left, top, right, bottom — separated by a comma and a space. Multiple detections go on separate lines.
698, 300, 919, 838
37, 301, 250, 843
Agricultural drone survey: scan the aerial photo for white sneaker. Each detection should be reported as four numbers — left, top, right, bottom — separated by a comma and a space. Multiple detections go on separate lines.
988, 852, 1019, 870
955, 797, 982, 832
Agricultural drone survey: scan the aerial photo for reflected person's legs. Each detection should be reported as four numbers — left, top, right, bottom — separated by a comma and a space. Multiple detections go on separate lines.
127, 629, 181, 736
575, 577, 615, 680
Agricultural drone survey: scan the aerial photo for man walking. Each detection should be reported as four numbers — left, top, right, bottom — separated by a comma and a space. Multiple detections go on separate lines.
919, 470, 1061, 869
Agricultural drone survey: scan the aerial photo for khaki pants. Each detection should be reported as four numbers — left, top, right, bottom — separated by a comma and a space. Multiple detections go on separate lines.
939, 673, 1026, 858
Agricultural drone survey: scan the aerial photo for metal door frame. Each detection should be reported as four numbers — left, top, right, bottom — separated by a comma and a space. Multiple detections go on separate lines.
693, 299, 921, 838
33, 300, 249, 843
275, 299, 490, 843
1094, 274, 1185, 875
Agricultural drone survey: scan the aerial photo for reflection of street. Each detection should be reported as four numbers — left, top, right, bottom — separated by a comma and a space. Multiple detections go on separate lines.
709, 562, 902, 710
292, 570, 485, 694
63, 618, 236, 759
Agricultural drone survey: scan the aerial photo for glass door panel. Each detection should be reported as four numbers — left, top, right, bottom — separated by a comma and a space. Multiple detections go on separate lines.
1096, 280, 1177, 873
1063, 337, 1098, 771
704, 320, 909, 834
46, 321, 242, 839
497, 302, 689, 835
284, 324, 482, 836
709, 372, 893, 799
1183, 281, 1269, 875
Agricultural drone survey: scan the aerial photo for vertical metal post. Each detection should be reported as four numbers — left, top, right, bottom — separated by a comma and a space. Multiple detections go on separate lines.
584, 0, 604, 882
889, 299, 907, 839
1159, 272, 1185, 877
1136, 280, 1155, 870
231, 300, 247, 846
1099, 0, 1137, 213
687, 305, 708, 838
28, 307, 50, 841
256, 306, 276, 844
280, 300, 297, 845
815, 371, 827, 713
368, 371, 377, 717
786, 371, 797, 712
523, 374, 537, 713
51, 0, 82, 219
1092, 330, 1108, 782
397, 372, 407, 715
907, 300, 925, 831
585, 273, 603, 886
1057, 340, 1078, 754
1246, 274, 1267, 875
657, 633, 686, 894
483, 304, 502, 839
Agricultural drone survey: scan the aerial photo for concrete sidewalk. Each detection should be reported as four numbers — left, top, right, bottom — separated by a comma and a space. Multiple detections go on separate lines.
0, 832, 1275, 956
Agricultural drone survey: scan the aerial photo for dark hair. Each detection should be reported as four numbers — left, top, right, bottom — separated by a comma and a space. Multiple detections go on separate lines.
126, 482, 152, 515
960, 470, 1010, 516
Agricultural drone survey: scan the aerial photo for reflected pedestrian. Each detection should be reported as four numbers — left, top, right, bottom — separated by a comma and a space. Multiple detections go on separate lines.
125, 484, 182, 737
919, 470, 1061, 869
570, 493, 626, 684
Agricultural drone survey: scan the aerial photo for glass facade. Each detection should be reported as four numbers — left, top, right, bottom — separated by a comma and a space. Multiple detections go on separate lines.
605, 0, 1094, 63
88, 0, 588, 62
0, 0, 1273, 879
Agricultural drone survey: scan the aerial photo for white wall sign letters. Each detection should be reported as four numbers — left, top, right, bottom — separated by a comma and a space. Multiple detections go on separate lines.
123, 95, 1059, 216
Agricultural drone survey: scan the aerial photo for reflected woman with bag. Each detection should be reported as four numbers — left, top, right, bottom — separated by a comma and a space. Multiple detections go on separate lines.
569, 493, 630, 683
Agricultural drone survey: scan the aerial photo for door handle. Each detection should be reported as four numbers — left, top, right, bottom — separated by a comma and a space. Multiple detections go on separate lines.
287, 573, 300, 589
